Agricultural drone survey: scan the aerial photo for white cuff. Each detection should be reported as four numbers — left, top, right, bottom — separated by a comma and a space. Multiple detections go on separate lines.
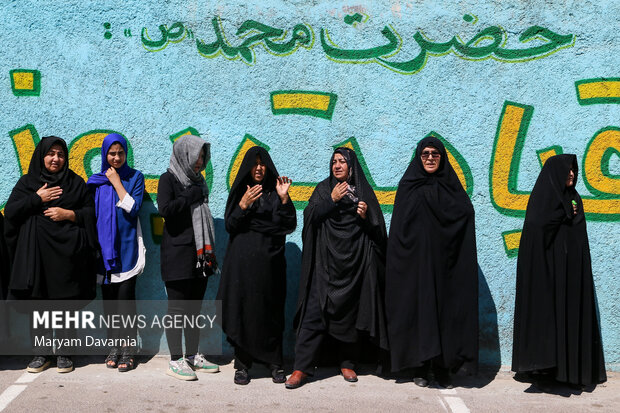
116, 193, 136, 213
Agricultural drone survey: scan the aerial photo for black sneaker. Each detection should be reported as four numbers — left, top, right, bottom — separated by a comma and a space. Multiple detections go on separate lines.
271, 368, 286, 384
435, 369, 453, 389
56, 356, 74, 373
413, 377, 429, 387
27, 356, 51, 373
234, 369, 250, 385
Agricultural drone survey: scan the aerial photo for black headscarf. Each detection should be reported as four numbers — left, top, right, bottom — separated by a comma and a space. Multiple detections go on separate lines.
29, 136, 70, 187
294, 147, 388, 350
512, 154, 606, 385
218, 145, 297, 366
225, 146, 282, 234
4, 136, 97, 299
385, 136, 479, 373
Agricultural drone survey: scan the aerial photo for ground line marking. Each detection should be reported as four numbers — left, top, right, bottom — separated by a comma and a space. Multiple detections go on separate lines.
15, 372, 39, 384
444, 396, 471, 413
0, 385, 27, 412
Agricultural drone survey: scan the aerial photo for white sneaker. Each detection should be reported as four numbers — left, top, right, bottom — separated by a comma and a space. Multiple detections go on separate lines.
188, 353, 219, 373
167, 358, 197, 381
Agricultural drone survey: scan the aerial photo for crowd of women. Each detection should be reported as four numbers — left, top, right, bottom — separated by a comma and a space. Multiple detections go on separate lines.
0, 133, 607, 391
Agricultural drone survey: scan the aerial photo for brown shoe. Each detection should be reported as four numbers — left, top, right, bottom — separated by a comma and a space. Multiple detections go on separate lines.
285, 370, 308, 389
340, 368, 358, 382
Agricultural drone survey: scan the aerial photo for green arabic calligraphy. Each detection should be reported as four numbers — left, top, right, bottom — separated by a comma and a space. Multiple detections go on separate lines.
323, 22, 574, 74
137, 16, 574, 73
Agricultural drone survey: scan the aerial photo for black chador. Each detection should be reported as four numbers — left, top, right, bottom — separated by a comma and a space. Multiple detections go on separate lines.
512, 154, 606, 386
4, 136, 97, 301
292, 147, 388, 376
385, 136, 479, 379
217, 146, 296, 372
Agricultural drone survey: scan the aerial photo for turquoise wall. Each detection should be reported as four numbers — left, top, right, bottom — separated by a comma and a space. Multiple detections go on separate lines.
1, 0, 619, 370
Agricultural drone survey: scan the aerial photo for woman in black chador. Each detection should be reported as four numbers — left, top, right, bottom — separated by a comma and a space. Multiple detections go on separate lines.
4, 136, 97, 374
385, 136, 478, 389
285, 147, 388, 389
217, 146, 296, 385
512, 154, 606, 388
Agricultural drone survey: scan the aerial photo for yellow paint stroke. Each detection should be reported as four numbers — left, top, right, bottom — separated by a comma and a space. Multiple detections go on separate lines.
289, 185, 315, 203
493, 103, 620, 217
491, 104, 530, 212
375, 189, 396, 205
12, 72, 34, 90
577, 81, 620, 100
272, 93, 331, 111
584, 128, 620, 195
229, 138, 261, 189
503, 231, 521, 251
447, 151, 467, 191
151, 215, 165, 236
145, 177, 159, 199
69, 132, 107, 181
537, 148, 560, 166
11, 128, 38, 174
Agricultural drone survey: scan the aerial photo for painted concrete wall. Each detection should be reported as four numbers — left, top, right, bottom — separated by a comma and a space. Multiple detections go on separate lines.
1, 0, 618, 370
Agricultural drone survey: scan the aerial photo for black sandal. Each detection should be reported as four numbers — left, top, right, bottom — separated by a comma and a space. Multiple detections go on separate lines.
105, 347, 119, 369
117, 347, 134, 372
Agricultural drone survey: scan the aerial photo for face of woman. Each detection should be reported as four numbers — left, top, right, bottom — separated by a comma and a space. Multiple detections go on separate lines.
43, 144, 66, 173
106, 143, 126, 169
566, 169, 575, 187
250, 155, 266, 183
421, 146, 441, 174
194, 148, 205, 173
332, 153, 349, 182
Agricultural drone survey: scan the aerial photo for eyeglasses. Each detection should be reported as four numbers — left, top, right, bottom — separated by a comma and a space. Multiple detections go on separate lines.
421, 150, 441, 159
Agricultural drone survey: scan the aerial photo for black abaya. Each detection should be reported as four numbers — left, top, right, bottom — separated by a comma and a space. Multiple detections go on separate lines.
293, 147, 388, 351
512, 154, 606, 385
216, 146, 296, 366
4, 136, 97, 300
385, 136, 479, 373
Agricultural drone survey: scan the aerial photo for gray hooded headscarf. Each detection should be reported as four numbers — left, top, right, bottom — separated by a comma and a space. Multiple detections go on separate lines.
167, 135, 217, 275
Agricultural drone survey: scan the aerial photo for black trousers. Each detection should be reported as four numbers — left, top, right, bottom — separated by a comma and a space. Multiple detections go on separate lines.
101, 276, 137, 343
165, 278, 208, 360
293, 327, 360, 375
233, 345, 282, 371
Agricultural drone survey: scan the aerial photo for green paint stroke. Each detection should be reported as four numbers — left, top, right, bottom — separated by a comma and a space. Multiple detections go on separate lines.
168, 127, 214, 193
581, 126, 620, 200
69, 130, 134, 178
333, 136, 398, 213
601, 147, 620, 179
501, 229, 522, 258
535, 145, 563, 169
575, 77, 620, 105
9, 124, 40, 174
10, 69, 41, 97
489, 101, 534, 218
427, 131, 474, 197
344, 13, 364, 26
270, 90, 338, 120
226, 134, 270, 191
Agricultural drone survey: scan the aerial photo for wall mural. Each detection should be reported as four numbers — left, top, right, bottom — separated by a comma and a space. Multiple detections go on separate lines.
1, 0, 618, 368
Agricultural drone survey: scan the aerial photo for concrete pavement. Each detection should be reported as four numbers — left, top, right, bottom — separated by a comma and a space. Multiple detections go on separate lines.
0, 356, 617, 412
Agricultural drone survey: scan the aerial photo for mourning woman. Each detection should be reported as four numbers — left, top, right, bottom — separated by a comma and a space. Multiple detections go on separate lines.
512, 154, 606, 388
4, 136, 97, 373
158, 135, 219, 381
87, 133, 145, 372
385, 136, 478, 388
217, 146, 296, 385
285, 147, 388, 389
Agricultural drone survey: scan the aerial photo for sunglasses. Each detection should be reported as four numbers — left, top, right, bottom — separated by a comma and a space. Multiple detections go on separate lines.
421, 150, 441, 159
